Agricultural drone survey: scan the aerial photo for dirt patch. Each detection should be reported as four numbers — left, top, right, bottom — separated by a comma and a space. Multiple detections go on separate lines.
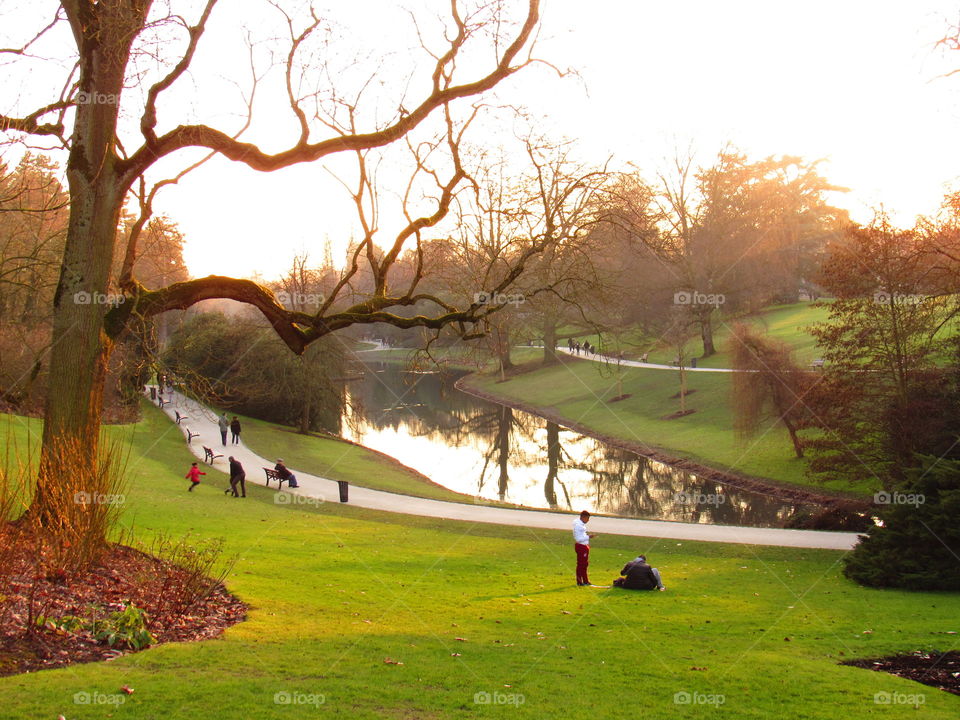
669, 389, 697, 399
455, 375, 871, 509
607, 394, 632, 403
661, 409, 697, 420
0, 540, 246, 678
843, 650, 960, 695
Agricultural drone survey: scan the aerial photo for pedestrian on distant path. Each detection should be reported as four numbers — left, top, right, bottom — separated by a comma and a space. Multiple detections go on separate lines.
218, 412, 229, 446
275, 458, 299, 488
185, 461, 206, 492
226, 456, 246, 497
230, 416, 242, 444
612, 554, 666, 591
573, 510, 597, 586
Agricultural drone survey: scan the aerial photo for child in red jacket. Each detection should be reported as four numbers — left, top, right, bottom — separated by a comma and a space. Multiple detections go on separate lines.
185, 461, 206, 492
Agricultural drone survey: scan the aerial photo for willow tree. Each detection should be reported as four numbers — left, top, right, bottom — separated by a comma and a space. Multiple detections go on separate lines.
0, 0, 542, 525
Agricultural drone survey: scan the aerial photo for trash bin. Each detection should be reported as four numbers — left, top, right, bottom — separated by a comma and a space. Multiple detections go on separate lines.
337, 480, 349, 503
150, 386, 157, 400
691, 357, 698, 368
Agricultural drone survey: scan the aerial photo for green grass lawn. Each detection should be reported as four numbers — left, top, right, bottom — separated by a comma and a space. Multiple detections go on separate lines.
1, 406, 958, 718
463, 356, 874, 496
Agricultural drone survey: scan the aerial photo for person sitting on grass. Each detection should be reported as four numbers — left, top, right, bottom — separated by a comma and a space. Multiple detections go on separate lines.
185, 461, 206, 492
275, 458, 299, 488
612, 554, 666, 591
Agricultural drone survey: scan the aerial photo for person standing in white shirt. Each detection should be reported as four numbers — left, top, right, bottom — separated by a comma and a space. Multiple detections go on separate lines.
572, 510, 596, 586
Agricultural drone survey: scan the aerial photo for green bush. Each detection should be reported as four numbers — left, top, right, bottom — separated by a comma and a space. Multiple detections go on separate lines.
41, 602, 156, 650
843, 456, 960, 590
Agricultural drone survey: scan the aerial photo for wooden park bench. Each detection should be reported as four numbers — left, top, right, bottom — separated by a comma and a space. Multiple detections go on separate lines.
263, 467, 288, 489
203, 446, 223, 464
185, 427, 200, 443
158, 396, 168, 407
811, 358, 825, 370
175, 410, 188, 424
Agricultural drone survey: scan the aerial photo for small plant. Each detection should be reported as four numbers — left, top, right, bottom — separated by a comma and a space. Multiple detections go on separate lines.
39, 602, 156, 651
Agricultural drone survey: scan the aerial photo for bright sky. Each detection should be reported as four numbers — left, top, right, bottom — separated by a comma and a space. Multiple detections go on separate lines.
5, 0, 960, 280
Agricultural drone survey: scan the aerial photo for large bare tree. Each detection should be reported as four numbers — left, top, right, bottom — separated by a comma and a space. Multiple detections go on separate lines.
0, 0, 542, 525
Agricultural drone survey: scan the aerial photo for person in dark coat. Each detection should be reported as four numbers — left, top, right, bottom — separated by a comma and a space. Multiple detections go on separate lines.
230, 416, 242, 444
226, 456, 246, 497
613, 555, 666, 591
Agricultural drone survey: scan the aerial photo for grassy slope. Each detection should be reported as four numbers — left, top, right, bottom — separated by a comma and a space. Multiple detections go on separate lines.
236, 413, 470, 502
1, 406, 958, 718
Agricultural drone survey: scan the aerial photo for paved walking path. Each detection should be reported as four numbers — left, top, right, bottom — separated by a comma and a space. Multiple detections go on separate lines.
149, 386, 859, 550
555, 345, 743, 372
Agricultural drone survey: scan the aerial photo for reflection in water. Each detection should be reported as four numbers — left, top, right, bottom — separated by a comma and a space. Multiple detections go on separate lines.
341, 363, 817, 528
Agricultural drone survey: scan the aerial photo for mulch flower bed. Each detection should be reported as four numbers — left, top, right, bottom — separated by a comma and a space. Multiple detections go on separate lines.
0, 541, 246, 677
844, 650, 960, 695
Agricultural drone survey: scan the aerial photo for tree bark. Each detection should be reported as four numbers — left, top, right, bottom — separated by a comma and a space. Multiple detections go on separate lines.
698, 307, 716, 357
542, 319, 559, 366
35, 3, 143, 525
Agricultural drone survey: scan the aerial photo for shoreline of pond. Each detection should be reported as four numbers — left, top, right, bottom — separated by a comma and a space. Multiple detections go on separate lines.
454, 373, 871, 511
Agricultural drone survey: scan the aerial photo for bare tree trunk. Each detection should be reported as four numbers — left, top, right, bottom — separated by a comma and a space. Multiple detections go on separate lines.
34, 5, 139, 525
783, 416, 804, 458
698, 308, 716, 357
542, 319, 559, 366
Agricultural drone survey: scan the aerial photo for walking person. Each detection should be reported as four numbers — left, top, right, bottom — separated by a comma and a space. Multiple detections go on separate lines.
185, 461, 206, 492
573, 510, 596, 586
230, 416, 242, 445
225, 456, 246, 497
218, 412, 229, 446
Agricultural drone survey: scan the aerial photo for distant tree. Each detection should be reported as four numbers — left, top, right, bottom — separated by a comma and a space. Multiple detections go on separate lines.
807, 214, 960, 487
655, 147, 844, 357
730, 324, 812, 458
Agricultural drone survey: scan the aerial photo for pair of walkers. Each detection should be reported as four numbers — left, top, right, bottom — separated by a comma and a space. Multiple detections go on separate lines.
218, 413, 242, 446
572, 510, 666, 590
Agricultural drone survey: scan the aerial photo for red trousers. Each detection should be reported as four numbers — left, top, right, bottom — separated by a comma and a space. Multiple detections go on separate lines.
575, 543, 590, 585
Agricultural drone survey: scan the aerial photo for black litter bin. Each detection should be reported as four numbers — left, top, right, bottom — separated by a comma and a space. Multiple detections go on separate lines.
150, 386, 157, 400
337, 480, 349, 503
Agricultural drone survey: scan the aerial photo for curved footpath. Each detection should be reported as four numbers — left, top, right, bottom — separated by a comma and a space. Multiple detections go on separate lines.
149, 386, 859, 551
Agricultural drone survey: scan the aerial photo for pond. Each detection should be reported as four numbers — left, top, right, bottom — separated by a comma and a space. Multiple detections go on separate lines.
340, 362, 820, 528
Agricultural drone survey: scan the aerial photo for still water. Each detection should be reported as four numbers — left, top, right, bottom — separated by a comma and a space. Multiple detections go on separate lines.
340, 362, 816, 528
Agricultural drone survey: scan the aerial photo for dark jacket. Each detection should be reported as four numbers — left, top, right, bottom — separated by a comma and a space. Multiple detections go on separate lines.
275, 462, 292, 479
230, 419, 241, 434
229, 458, 245, 479
619, 559, 658, 590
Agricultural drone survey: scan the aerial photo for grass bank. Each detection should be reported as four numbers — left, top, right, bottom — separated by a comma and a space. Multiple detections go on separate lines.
0, 406, 956, 718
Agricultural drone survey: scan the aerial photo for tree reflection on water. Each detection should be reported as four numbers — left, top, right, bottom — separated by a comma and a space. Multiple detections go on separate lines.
342, 363, 815, 528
